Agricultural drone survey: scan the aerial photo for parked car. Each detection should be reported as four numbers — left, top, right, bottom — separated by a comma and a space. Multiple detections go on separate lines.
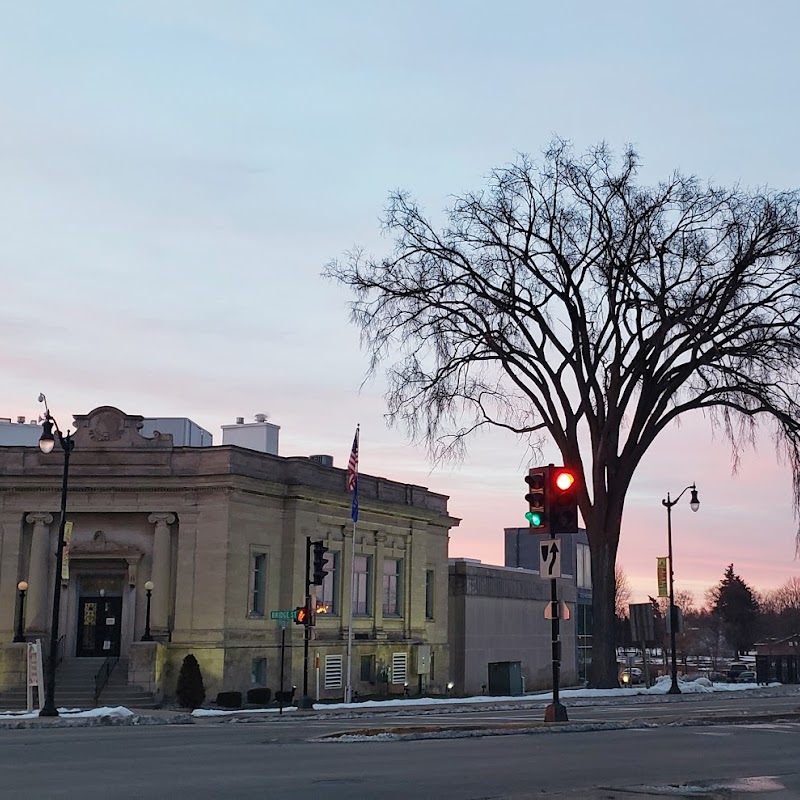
620, 668, 643, 685
727, 662, 748, 681
735, 670, 757, 683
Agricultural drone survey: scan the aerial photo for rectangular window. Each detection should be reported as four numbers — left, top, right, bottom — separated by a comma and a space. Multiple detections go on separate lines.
425, 569, 435, 619
360, 654, 375, 683
353, 555, 372, 616
391, 652, 408, 684
320, 551, 339, 615
251, 657, 267, 687
382, 558, 402, 616
250, 553, 267, 616
577, 543, 592, 590
325, 655, 343, 690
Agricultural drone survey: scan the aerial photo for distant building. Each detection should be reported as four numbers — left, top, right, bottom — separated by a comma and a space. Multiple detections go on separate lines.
0, 414, 212, 448
0, 406, 457, 705
448, 558, 579, 695
0, 417, 43, 447
505, 527, 593, 682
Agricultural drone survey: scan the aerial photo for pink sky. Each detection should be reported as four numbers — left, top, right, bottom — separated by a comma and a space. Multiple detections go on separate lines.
6, 386, 797, 610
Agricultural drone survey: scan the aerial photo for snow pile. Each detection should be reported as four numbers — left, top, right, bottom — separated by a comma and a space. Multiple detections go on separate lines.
192, 706, 298, 717
0, 706, 134, 721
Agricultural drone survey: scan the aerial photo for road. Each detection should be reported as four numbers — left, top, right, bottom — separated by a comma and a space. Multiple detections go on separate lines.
194, 688, 800, 742
1, 719, 800, 799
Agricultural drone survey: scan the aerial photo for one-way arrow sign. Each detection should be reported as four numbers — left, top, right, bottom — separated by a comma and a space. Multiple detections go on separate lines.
540, 539, 562, 578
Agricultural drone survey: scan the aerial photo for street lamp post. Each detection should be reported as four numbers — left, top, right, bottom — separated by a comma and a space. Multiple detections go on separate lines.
662, 483, 699, 695
13, 581, 28, 643
141, 581, 154, 641
37, 394, 75, 718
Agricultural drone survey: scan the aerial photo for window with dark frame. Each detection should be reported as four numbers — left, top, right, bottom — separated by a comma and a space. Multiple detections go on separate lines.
250, 552, 267, 616
320, 551, 338, 615
360, 654, 375, 683
353, 555, 372, 616
425, 569, 435, 619
251, 657, 267, 687
382, 558, 402, 616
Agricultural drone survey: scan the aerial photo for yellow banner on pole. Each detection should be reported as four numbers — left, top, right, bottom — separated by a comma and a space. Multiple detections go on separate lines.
657, 556, 668, 597
61, 521, 73, 581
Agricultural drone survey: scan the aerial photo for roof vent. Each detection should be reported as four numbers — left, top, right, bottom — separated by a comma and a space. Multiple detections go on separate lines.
236, 417, 244, 425
310, 454, 334, 467
254, 413, 268, 423
16, 416, 25, 424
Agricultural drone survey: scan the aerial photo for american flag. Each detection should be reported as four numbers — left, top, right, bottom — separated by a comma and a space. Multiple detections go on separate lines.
347, 426, 359, 491
347, 426, 359, 522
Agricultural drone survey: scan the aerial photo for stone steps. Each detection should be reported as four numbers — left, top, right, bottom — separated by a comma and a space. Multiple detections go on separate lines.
0, 657, 159, 711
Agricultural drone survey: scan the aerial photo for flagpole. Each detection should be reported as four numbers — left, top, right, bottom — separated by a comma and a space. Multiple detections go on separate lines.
345, 513, 356, 703
344, 425, 359, 705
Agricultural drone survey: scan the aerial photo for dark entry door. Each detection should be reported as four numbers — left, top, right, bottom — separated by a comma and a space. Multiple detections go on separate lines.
76, 597, 122, 657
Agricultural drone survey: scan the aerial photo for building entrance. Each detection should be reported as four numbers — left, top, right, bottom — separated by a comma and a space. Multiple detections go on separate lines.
76, 596, 122, 657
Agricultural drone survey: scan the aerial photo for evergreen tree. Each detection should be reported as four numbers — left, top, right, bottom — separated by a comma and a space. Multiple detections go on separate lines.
176, 654, 206, 709
710, 565, 760, 655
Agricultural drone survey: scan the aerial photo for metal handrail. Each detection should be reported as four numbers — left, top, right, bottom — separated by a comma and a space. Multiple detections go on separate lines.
94, 655, 119, 706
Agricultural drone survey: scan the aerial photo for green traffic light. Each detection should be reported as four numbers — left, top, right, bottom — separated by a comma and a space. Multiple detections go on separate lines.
525, 511, 544, 527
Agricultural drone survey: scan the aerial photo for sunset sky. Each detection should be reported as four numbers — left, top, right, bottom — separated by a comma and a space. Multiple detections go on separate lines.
2, 2, 799, 605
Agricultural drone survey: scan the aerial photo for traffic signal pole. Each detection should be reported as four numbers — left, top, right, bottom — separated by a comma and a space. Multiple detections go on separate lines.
544, 526, 568, 723
300, 536, 313, 709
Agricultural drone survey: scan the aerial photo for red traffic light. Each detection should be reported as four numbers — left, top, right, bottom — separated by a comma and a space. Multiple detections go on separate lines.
554, 470, 575, 491
549, 467, 578, 533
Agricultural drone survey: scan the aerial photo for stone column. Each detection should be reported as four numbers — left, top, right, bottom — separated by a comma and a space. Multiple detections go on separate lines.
148, 513, 175, 632
373, 531, 386, 637
25, 513, 54, 632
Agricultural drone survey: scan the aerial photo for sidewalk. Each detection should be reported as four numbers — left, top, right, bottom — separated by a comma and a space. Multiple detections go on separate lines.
2, 681, 797, 730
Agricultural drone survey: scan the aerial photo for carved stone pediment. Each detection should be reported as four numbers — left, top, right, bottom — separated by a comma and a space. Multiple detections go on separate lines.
70, 539, 144, 560
72, 406, 173, 449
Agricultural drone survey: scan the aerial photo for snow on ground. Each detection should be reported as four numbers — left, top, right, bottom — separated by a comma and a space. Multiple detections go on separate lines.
187, 677, 778, 716
0, 706, 134, 721
3, 678, 771, 719
192, 706, 298, 717
312, 676, 777, 711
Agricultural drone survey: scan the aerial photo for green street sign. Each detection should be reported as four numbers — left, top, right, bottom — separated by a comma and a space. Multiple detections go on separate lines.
270, 609, 297, 621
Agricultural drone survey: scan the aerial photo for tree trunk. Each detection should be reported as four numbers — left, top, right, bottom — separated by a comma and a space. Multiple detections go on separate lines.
587, 522, 621, 688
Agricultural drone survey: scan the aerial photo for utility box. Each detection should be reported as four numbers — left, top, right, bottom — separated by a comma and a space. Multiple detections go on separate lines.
416, 645, 431, 675
487, 661, 523, 696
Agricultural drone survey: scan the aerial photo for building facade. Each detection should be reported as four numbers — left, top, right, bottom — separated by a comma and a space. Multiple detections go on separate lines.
448, 558, 579, 696
0, 406, 457, 704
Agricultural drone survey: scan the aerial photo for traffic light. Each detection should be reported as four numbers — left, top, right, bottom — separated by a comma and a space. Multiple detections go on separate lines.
295, 599, 315, 627
550, 466, 578, 533
312, 541, 329, 586
525, 469, 547, 531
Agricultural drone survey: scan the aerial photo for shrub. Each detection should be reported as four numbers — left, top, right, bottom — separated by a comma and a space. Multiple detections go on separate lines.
176, 654, 206, 709
215, 691, 242, 709
246, 687, 271, 705
274, 687, 296, 704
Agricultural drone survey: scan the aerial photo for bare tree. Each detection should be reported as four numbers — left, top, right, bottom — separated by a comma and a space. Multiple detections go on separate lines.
765, 576, 800, 637
615, 564, 632, 619
326, 140, 800, 687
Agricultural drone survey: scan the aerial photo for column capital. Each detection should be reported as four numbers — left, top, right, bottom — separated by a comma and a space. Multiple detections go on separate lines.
148, 513, 176, 527
375, 531, 388, 544
26, 513, 54, 526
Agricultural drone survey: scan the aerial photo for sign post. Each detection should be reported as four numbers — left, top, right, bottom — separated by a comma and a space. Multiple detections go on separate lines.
542, 535, 567, 723
270, 610, 297, 715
